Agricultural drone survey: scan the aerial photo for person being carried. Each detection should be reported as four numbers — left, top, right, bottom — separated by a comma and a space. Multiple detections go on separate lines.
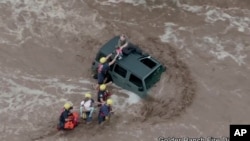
98, 99, 113, 125
95, 53, 118, 89
57, 102, 78, 130
97, 84, 111, 106
80, 93, 95, 124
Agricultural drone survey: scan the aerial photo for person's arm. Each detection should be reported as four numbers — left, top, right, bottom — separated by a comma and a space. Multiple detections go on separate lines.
63, 112, 71, 121
91, 99, 95, 107
100, 98, 104, 103
105, 53, 112, 60
108, 54, 119, 66
120, 41, 128, 49
99, 93, 105, 103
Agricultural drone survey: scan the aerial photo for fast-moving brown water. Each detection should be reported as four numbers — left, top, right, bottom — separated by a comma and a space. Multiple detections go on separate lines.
0, 0, 250, 141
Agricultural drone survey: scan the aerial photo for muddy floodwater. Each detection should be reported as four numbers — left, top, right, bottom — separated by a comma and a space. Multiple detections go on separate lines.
0, 0, 250, 141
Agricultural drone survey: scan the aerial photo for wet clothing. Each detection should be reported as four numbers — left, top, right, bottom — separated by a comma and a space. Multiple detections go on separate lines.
60, 110, 70, 124
80, 99, 95, 119
97, 73, 105, 84
98, 63, 110, 75
98, 104, 112, 124
97, 90, 107, 103
58, 110, 71, 130
97, 63, 110, 84
97, 90, 111, 107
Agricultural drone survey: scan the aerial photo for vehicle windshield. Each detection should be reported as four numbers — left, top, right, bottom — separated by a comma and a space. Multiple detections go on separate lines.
145, 66, 163, 90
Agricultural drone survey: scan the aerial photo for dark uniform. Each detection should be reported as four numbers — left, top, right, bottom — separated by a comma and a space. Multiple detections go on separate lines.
98, 104, 112, 124
97, 90, 111, 106
58, 110, 71, 130
97, 63, 110, 84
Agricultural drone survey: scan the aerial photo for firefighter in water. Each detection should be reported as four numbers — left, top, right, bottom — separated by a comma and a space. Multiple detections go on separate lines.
97, 84, 111, 106
98, 99, 113, 125
57, 102, 73, 130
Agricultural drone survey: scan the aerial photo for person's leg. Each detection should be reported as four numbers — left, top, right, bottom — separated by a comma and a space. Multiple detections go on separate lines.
95, 74, 104, 89
98, 114, 102, 124
122, 47, 131, 55
57, 122, 64, 130
86, 112, 92, 123
88, 107, 94, 117
98, 114, 105, 124
80, 107, 88, 119
80, 106, 83, 116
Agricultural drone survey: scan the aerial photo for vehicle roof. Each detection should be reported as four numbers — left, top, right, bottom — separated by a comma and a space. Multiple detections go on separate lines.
100, 36, 119, 55
100, 36, 162, 79
118, 54, 161, 79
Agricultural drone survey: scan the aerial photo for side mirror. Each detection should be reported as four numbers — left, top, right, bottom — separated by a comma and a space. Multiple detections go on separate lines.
138, 87, 144, 92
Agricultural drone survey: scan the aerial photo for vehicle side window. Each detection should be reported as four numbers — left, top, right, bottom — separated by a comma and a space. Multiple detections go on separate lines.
129, 74, 142, 87
114, 64, 127, 78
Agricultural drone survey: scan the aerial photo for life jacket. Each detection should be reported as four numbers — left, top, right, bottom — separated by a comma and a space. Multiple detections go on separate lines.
64, 112, 79, 129
59, 109, 79, 130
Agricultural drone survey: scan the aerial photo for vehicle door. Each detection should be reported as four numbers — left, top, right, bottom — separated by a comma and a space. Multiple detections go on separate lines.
125, 73, 146, 97
110, 64, 128, 88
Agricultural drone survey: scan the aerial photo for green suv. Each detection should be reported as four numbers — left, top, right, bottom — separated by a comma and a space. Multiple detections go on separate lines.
91, 36, 166, 97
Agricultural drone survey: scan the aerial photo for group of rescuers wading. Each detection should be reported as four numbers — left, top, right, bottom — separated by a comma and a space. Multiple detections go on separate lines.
57, 34, 144, 130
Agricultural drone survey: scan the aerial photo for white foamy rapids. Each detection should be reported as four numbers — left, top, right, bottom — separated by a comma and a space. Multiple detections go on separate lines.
0, 72, 93, 114
0, 69, 141, 116
110, 87, 141, 112
0, 68, 100, 135
0, 0, 105, 48
95, 0, 146, 6
160, 1, 250, 66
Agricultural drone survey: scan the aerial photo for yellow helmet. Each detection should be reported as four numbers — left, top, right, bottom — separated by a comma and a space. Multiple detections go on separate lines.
64, 102, 72, 110
99, 57, 107, 64
107, 99, 113, 105
85, 93, 92, 98
100, 84, 106, 91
